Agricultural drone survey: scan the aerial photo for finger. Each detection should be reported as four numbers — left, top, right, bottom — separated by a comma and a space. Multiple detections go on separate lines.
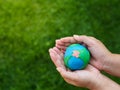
56, 39, 71, 47
56, 42, 70, 47
60, 37, 77, 44
63, 77, 80, 87
49, 48, 60, 67
56, 40, 65, 46
49, 48, 65, 68
61, 49, 66, 53
52, 47, 65, 65
53, 47, 63, 57
56, 67, 76, 81
55, 44, 67, 50
81, 43, 87, 47
73, 35, 95, 47
56, 67, 79, 86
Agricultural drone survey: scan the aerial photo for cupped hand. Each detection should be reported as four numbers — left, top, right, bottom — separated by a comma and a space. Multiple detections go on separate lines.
55, 35, 112, 70
49, 47, 100, 89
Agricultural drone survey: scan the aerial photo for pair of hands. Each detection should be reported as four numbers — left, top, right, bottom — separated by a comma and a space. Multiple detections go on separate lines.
49, 35, 117, 89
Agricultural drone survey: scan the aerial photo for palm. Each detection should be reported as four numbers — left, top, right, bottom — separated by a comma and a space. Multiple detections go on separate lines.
49, 47, 100, 87
55, 37, 106, 70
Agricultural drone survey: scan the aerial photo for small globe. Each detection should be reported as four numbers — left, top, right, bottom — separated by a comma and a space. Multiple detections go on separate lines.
64, 44, 90, 70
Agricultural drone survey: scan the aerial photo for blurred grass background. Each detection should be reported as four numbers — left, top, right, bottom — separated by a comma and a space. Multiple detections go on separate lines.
0, 0, 120, 90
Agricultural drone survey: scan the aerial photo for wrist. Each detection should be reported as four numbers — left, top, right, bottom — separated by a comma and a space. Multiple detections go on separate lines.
89, 73, 120, 90
102, 53, 120, 77
102, 52, 113, 71
88, 73, 103, 90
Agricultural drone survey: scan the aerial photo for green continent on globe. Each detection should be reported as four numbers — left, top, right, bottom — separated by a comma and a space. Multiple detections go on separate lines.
64, 44, 90, 70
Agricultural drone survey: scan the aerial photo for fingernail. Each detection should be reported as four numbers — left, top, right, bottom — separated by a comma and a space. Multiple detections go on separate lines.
56, 40, 60, 43
48, 48, 52, 52
73, 35, 79, 38
56, 68, 61, 72
48, 49, 51, 52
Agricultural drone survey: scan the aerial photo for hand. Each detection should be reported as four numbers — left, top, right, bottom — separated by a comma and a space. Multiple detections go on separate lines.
49, 47, 101, 89
49, 40, 120, 90
55, 35, 112, 70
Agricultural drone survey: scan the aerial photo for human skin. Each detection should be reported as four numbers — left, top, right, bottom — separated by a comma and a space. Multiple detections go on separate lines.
49, 46, 120, 90
55, 35, 120, 77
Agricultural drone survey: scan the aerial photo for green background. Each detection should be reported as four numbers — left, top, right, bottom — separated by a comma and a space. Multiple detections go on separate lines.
0, 0, 120, 90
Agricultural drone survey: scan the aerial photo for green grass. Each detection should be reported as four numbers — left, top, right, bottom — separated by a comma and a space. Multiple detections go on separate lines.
0, 0, 120, 90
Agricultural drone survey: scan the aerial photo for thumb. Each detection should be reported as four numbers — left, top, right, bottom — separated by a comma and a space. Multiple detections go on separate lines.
56, 67, 76, 80
73, 35, 94, 47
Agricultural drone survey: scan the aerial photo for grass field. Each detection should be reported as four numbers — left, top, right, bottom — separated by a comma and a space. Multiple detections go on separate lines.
0, 0, 120, 90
